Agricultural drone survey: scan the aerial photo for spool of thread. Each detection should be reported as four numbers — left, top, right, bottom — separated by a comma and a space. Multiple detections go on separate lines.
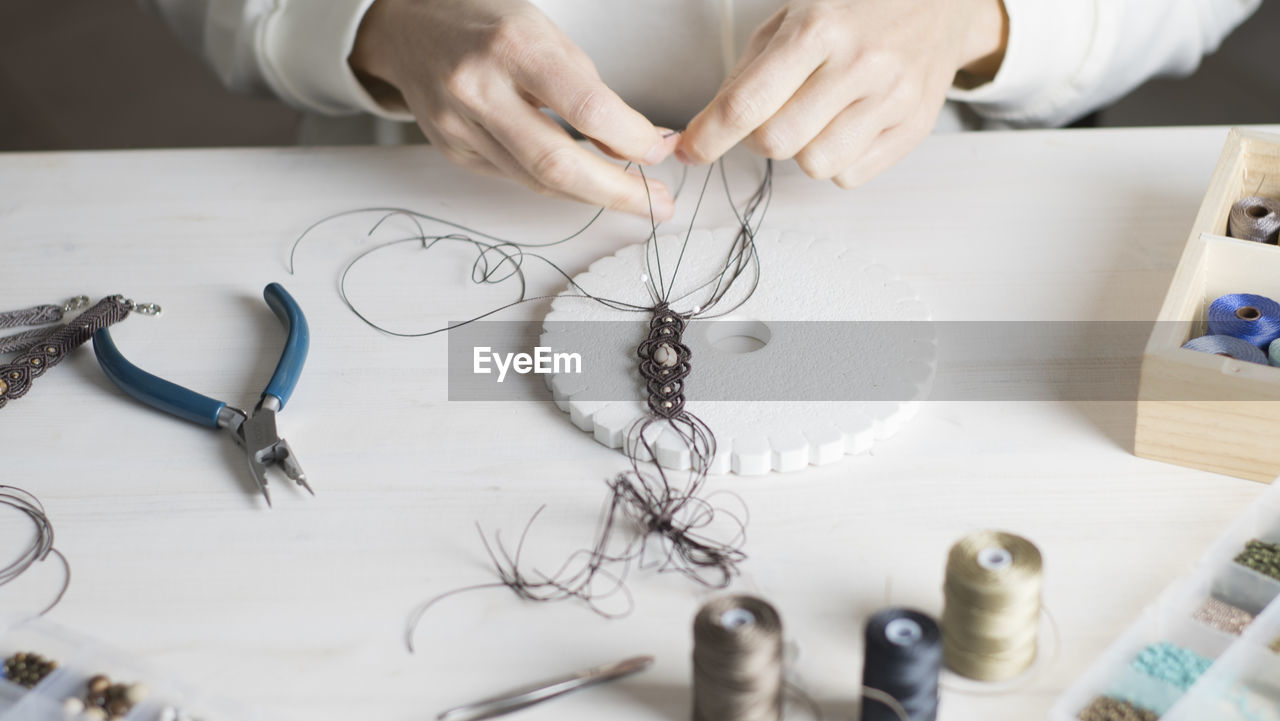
1269, 338, 1280, 367
861, 608, 942, 721
1227, 196, 1280, 244
692, 595, 785, 721
941, 531, 1042, 682
1181, 334, 1269, 365
1207, 294, 1280, 348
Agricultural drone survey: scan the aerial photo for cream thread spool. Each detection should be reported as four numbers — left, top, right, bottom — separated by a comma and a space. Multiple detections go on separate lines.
941, 531, 1043, 682
692, 595, 785, 721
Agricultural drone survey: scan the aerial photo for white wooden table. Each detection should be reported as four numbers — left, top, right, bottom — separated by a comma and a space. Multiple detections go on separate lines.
1, 126, 1274, 721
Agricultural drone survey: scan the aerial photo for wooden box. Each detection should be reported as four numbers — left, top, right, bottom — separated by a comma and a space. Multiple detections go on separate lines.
1136, 128, 1280, 482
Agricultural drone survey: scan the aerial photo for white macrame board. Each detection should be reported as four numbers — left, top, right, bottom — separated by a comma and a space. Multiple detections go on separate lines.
541, 228, 936, 475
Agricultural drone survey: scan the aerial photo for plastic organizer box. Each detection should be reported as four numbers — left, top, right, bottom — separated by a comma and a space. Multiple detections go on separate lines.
1052, 480, 1280, 720
0, 616, 261, 721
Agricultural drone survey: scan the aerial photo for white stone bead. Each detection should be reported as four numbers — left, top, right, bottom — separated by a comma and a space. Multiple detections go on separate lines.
83, 707, 107, 721
654, 343, 677, 367
125, 683, 149, 704
62, 697, 85, 716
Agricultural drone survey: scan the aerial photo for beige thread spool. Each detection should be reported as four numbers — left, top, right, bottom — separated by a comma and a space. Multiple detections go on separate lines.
1228, 196, 1280, 244
692, 595, 785, 721
941, 531, 1043, 682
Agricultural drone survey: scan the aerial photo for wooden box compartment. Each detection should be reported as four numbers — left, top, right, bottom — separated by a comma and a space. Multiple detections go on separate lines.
1136, 129, 1280, 482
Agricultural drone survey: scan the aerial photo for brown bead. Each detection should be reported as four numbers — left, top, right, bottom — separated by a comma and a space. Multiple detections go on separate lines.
87, 674, 110, 694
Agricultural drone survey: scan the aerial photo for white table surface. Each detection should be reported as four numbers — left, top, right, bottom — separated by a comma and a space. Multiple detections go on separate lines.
1, 125, 1275, 721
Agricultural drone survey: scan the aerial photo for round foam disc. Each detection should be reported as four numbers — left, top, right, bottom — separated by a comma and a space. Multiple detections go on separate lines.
541, 228, 935, 475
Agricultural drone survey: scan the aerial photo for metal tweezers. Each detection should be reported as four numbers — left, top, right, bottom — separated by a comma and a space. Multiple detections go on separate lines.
437, 655, 654, 721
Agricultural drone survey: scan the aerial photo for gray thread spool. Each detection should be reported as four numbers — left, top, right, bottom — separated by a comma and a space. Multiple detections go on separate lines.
1227, 196, 1280, 244
692, 595, 785, 721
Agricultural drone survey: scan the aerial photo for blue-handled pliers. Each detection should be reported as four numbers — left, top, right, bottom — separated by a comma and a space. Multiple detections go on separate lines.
92, 283, 312, 506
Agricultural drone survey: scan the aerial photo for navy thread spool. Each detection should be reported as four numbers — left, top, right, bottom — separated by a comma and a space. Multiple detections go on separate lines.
1182, 334, 1269, 365
1206, 293, 1280, 348
1228, 196, 1280, 244
861, 608, 942, 721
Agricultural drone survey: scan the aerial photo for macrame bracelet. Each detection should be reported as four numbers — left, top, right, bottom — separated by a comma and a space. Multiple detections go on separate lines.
0, 327, 57, 355
637, 304, 692, 419
0, 296, 132, 408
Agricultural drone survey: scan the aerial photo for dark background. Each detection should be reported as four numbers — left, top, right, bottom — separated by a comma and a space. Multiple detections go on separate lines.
2, 0, 1278, 151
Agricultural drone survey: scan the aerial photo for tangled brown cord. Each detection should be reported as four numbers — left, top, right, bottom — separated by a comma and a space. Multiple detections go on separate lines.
305, 161, 775, 649
0, 486, 70, 616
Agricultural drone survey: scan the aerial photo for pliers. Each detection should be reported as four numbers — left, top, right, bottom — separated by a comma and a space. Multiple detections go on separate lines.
91, 283, 311, 506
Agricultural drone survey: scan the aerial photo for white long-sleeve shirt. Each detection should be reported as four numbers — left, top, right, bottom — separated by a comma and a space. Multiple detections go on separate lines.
139, 0, 1261, 138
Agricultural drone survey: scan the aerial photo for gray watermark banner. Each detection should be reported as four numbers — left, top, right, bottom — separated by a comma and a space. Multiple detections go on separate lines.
445, 320, 1267, 402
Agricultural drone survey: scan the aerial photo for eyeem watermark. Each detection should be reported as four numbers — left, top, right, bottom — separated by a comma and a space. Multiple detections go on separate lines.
473, 346, 582, 383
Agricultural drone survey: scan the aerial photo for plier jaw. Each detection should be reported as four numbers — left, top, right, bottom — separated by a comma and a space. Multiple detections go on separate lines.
238, 396, 313, 507
92, 283, 312, 507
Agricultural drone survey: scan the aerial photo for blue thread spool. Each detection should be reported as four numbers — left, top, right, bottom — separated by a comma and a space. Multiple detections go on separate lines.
1182, 335, 1269, 365
1207, 294, 1280, 348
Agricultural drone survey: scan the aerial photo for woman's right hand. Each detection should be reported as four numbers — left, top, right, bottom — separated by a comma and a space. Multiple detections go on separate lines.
351, 0, 678, 219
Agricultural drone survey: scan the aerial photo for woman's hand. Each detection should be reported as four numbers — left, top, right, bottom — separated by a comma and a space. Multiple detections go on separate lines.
351, 0, 678, 219
677, 0, 1007, 188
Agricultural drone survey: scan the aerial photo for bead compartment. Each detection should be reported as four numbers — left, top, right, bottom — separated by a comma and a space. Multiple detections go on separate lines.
1052, 479, 1280, 720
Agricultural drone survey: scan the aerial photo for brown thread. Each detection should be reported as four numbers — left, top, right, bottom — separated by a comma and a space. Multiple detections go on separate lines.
693, 596, 785, 721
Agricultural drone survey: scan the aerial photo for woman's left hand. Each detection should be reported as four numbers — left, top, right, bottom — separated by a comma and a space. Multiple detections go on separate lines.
677, 0, 1007, 187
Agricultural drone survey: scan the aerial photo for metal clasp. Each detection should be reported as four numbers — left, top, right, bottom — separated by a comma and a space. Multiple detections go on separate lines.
62, 295, 90, 313
125, 300, 163, 317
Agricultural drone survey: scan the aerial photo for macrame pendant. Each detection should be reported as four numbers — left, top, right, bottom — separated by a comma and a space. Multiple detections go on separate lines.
639, 305, 691, 418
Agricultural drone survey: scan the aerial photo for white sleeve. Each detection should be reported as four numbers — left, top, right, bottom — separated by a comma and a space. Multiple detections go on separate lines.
948, 0, 1261, 127
138, 0, 410, 119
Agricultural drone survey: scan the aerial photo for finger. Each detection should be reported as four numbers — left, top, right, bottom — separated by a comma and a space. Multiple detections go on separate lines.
446, 116, 548, 187
515, 48, 667, 165
790, 98, 895, 181
482, 96, 675, 219
831, 114, 934, 189
590, 128, 679, 163
679, 19, 828, 164
412, 108, 505, 178
745, 67, 889, 161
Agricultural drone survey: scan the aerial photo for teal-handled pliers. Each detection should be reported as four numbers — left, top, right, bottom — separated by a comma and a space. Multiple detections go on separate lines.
91, 283, 312, 506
